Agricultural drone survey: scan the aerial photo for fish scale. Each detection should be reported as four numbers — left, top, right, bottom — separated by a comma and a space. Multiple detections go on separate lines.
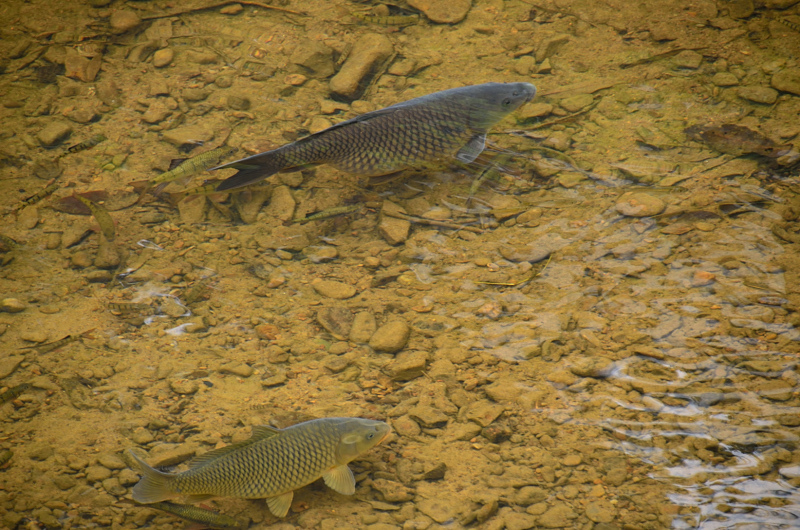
130, 417, 391, 518
212, 82, 536, 191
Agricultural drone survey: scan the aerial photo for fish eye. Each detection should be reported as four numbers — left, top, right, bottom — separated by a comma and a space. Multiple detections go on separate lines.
502, 98, 512, 106
367, 432, 375, 439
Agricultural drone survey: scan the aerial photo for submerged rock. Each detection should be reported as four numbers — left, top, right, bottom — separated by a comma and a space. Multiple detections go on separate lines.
36, 121, 72, 147
330, 34, 393, 98
615, 192, 665, 217
408, 0, 471, 23
369, 320, 411, 353
312, 279, 356, 299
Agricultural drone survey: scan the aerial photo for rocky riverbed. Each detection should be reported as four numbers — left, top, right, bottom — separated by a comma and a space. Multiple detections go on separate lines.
1, 0, 800, 528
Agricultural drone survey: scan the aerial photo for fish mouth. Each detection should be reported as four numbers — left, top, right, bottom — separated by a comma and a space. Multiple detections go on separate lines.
377, 427, 393, 445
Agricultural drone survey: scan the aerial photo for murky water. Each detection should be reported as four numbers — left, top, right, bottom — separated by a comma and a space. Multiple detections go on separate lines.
1, 0, 799, 528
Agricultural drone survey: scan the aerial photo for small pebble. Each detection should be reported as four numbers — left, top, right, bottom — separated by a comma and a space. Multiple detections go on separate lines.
97, 454, 126, 470
85, 465, 112, 482
369, 320, 411, 353
169, 379, 199, 394
20, 330, 48, 343
220, 3, 243, 14
615, 192, 665, 217
152, 48, 174, 68
284, 74, 307, 86
130, 427, 155, 445
312, 279, 356, 299
691, 270, 715, 287
109, 10, 141, 34
0, 298, 26, 313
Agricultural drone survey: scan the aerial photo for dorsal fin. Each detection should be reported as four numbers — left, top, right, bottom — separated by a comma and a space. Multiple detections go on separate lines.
251, 425, 281, 439
187, 425, 282, 468
168, 158, 188, 171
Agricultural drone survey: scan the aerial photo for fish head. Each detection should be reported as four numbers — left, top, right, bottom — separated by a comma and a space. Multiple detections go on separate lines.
465, 82, 537, 130
335, 419, 392, 462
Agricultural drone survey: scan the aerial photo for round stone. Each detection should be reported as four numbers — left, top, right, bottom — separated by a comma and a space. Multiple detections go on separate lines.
615, 192, 665, 217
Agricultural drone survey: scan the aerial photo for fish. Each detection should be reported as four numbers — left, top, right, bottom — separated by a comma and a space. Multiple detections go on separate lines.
67, 133, 106, 154
292, 204, 363, 224
685, 124, 790, 158
0, 234, 21, 252
13, 182, 58, 213
0, 383, 31, 405
27, 329, 94, 355
212, 82, 537, 191
129, 417, 391, 518
107, 302, 153, 316
73, 194, 115, 241
141, 146, 237, 199
352, 12, 420, 26
183, 275, 216, 305
145, 501, 244, 529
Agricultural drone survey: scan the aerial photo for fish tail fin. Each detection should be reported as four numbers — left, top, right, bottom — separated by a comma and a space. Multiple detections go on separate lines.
128, 449, 176, 503
212, 149, 288, 191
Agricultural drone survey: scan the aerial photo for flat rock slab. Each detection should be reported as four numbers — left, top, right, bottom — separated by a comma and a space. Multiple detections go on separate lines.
37, 121, 73, 146
312, 279, 356, 299
408, 0, 471, 23
330, 34, 393, 98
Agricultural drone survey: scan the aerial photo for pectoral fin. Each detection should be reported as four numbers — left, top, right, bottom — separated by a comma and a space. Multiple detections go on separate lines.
266, 491, 293, 518
455, 134, 487, 163
323, 465, 355, 495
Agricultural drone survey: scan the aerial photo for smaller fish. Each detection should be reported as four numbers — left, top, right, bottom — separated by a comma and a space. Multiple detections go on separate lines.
685, 124, 790, 158
167, 180, 231, 204
145, 501, 244, 530
292, 204, 363, 224
13, 182, 58, 213
136, 240, 164, 251
184, 275, 216, 305
28, 329, 94, 355
141, 146, 237, 200
74, 194, 115, 241
0, 234, 21, 252
108, 302, 153, 316
0, 449, 12, 467
0, 383, 31, 405
352, 12, 419, 26
67, 134, 106, 154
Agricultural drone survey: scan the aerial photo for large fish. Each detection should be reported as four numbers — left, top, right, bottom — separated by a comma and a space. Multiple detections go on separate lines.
129, 417, 391, 518
212, 82, 536, 191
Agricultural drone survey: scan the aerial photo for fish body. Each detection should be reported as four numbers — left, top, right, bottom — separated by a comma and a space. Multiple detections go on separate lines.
147, 501, 244, 529
685, 124, 790, 158
0, 383, 31, 405
213, 82, 536, 191
14, 182, 58, 212
0, 234, 21, 251
149, 146, 237, 188
30, 330, 93, 354
352, 12, 420, 26
130, 417, 391, 517
292, 204, 363, 224
74, 194, 116, 241
67, 134, 106, 154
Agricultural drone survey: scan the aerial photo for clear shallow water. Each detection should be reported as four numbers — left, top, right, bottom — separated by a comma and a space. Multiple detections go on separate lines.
1, 0, 799, 528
